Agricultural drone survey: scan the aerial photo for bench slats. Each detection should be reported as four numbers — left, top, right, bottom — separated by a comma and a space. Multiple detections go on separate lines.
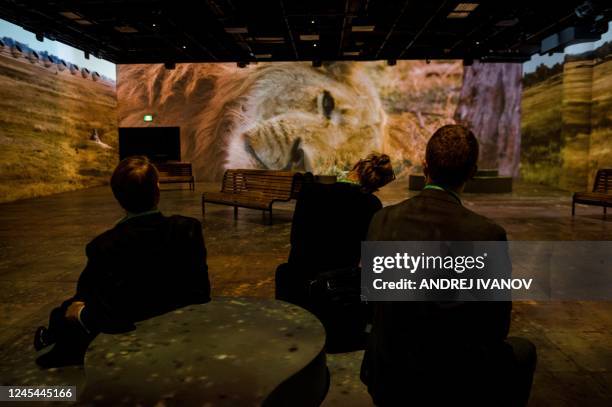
202, 169, 311, 224
573, 169, 612, 218
155, 162, 195, 191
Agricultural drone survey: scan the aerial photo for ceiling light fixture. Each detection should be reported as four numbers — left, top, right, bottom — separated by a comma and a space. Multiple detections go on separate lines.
59, 11, 81, 20
447, 12, 470, 19
496, 18, 519, 27
114, 25, 138, 33
300, 34, 320, 41
253, 37, 285, 44
454, 3, 479, 12
225, 27, 248, 34
351, 25, 375, 32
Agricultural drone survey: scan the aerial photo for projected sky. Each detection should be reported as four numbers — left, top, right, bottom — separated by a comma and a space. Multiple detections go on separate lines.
0, 18, 116, 80
523, 20, 612, 74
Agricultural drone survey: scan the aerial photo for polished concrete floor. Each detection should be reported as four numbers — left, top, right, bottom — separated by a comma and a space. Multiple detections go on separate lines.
0, 180, 610, 406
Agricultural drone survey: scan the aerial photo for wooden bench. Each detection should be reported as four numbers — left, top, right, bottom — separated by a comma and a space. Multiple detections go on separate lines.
202, 169, 311, 224
572, 169, 612, 219
155, 162, 195, 191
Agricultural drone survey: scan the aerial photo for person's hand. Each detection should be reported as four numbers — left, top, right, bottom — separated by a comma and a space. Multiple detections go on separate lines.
65, 301, 85, 321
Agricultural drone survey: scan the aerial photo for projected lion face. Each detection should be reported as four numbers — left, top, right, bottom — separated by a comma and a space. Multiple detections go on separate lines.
117, 62, 386, 180
224, 63, 385, 173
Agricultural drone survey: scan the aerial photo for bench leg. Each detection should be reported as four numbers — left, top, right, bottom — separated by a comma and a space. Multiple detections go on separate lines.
234, 206, 238, 220
269, 208, 273, 225
604, 206, 607, 220
201, 197, 205, 218
572, 199, 575, 216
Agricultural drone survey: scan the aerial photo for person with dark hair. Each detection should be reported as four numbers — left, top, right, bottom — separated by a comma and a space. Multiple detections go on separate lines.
276, 153, 394, 352
345, 153, 396, 194
361, 125, 536, 406
34, 156, 211, 368
287, 152, 395, 276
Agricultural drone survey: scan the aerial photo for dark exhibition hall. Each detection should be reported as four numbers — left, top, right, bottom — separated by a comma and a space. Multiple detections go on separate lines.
0, 0, 611, 406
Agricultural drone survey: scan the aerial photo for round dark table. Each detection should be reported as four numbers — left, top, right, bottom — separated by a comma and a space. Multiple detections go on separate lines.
80, 297, 328, 406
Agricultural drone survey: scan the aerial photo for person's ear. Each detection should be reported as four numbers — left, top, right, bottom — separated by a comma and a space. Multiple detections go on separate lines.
422, 160, 429, 177
154, 182, 161, 205
469, 164, 478, 179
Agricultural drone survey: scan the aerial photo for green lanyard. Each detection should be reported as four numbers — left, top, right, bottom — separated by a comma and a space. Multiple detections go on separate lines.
117, 208, 161, 225
423, 184, 461, 204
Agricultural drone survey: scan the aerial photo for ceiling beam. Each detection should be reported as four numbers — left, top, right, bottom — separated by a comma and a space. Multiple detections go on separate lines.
399, 0, 451, 58
374, 0, 411, 59
279, 0, 298, 60
337, 0, 351, 57
165, 17, 218, 61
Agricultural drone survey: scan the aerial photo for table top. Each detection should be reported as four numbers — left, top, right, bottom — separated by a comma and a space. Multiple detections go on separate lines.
81, 297, 327, 406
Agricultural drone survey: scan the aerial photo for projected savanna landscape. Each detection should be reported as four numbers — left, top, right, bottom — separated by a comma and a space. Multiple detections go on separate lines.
0, 40, 117, 203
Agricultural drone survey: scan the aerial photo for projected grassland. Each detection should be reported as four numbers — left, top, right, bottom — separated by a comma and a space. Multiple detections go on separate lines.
0, 51, 117, 203
521, 70, 563, 186
590, 56, 612, 181
521, 46, 612, 191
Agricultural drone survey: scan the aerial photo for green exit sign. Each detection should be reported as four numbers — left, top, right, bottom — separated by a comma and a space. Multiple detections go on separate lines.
143, 114, 153, 122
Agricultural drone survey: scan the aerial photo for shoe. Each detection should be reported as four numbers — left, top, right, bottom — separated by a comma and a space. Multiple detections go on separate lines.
35, 345, 84, 369
34, 326, 55, 351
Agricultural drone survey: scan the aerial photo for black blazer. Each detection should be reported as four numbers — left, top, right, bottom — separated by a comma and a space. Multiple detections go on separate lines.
75, 212, 211, 333
362, 188, 512, 405
288, 182, 382, 278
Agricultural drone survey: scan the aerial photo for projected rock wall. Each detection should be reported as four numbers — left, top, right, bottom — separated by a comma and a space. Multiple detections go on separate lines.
455, 62, 522, 177
118, 60, 522, 181
0, 38, 117, 203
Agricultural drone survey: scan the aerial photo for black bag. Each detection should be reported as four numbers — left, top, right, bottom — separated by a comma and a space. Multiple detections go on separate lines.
275, 264, 370, 353
307, 267, 370, 353
307, 267, 363, 307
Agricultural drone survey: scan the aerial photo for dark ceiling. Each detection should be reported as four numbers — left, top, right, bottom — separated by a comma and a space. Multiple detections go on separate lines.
0, 0, 610, 64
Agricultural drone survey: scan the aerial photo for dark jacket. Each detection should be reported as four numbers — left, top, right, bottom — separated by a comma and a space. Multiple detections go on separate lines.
75, 212, 211, 333
362, 188, 511, 405
288, 181, 382, 277
279, 181, 382, 352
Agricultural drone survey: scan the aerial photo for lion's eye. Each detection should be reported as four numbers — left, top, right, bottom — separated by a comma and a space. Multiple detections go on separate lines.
321, 90, 335, 119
